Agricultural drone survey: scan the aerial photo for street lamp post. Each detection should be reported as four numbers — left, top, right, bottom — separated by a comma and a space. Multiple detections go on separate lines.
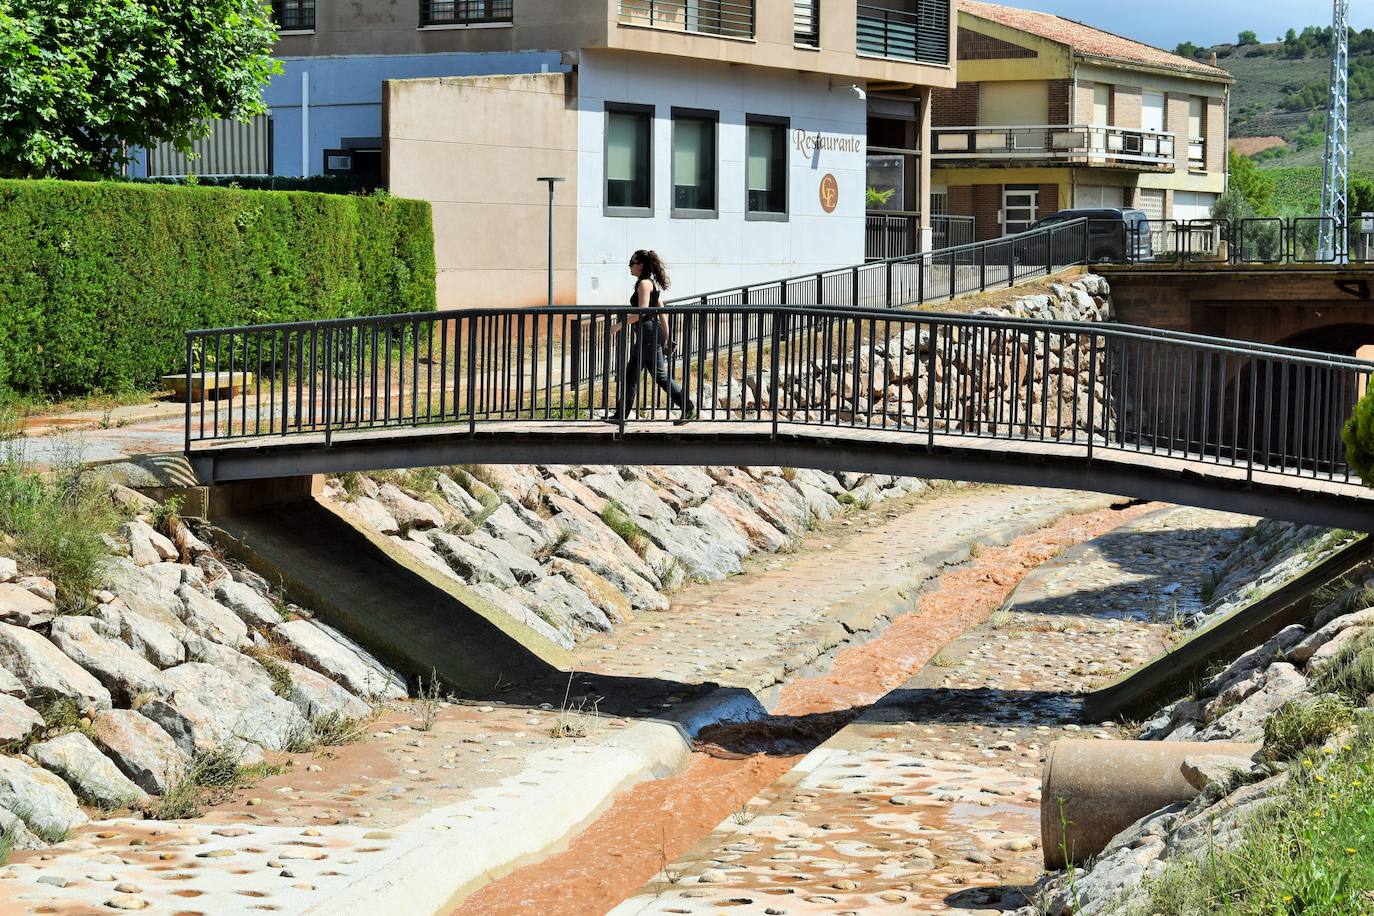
536, 176, 566, 306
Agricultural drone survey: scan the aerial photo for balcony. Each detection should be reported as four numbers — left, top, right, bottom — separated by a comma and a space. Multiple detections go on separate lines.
616, 0, 755, 40
931, 125, 1176, 170
856, 1, 951, 66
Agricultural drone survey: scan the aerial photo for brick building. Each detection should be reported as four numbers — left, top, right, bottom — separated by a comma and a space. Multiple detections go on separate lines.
897, 2, 1233, 241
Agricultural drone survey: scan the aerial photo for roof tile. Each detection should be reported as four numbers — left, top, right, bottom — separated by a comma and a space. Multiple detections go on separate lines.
961, 1, 1232, 79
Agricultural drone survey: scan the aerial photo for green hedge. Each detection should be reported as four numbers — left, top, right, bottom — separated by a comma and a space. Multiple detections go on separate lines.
0, 179, 435, 396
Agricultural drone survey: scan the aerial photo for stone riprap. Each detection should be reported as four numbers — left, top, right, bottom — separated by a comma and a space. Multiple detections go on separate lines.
0, 487, 389, 860
328, 465, 932, 649
709, 275, 1115, 438
1014, 526, 1374, 915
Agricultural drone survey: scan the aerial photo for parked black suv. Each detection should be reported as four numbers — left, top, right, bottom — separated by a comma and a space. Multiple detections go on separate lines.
1013, 207, 1153, 264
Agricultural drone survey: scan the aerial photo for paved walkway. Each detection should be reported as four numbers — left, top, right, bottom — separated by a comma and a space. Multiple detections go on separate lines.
0, 487, 1115, 915
609, 505, 1256, 915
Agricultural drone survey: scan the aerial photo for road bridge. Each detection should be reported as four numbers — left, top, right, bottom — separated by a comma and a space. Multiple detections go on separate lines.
182, 304, 1374, 532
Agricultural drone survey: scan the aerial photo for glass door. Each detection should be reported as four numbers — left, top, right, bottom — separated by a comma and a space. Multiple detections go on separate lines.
1003, 186, 1039, 236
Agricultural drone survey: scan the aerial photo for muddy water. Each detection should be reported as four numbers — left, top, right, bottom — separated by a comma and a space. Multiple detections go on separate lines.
455, 502, 1157, 916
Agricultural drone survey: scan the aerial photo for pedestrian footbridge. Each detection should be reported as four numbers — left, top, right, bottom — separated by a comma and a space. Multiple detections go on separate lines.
181, 303, 1374, 531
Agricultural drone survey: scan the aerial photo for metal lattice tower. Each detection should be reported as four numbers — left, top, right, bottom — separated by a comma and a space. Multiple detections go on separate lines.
1320, 0, 1350, 260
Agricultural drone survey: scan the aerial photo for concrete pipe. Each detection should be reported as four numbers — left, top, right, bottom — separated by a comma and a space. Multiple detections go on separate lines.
1041, 739, 1261, 868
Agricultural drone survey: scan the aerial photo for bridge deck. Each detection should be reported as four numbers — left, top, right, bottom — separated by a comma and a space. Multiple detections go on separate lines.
187, 419, 1374, 532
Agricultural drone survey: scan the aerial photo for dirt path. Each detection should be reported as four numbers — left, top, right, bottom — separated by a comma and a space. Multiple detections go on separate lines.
456, 502, 1163, 916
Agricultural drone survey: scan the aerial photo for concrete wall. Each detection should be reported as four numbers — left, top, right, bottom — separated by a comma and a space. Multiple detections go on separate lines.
385, 73, 579, 309
574, 50, 867, 303
268, 52, 567, 177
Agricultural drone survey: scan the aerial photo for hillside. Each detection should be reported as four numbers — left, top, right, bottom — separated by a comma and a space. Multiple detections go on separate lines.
1176, 28, 1374, 212
1181, 27, 1374, 171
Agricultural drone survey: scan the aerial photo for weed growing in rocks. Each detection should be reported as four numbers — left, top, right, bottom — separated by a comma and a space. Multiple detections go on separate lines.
1135, 723, 1374, 915
549, 674, 601, 739
149, 494, 183, 538
0, 445, 120, 614
150, 747, 287, 820
245, 645, 295, 699
535, 527, 573, 563
602, 500, 650, 556
1313, 631, 1374, 705
730, 802, 757, 826
1263, 694, 1356, 762
986, 610, 1015, 630
413, 669, 447, 731
285, 712, 371, 753
339, 472, 366, 501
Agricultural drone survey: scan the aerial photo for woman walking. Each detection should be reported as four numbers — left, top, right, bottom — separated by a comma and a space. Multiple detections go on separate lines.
607, 250, 696, 424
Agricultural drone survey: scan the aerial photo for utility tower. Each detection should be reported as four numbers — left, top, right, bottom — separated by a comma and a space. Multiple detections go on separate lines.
1319, 0, 1350, 261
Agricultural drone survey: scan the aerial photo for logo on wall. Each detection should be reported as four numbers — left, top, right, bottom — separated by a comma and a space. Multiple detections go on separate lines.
819, 174, 839, 214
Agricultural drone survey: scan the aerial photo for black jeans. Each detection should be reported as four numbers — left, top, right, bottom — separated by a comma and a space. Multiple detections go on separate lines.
615, 336, 693, 419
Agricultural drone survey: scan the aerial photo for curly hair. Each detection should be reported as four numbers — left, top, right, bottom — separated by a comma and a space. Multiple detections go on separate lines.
633, 249, 671, 290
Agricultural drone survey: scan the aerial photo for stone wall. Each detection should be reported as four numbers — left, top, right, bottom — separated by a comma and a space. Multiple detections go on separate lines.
712, 274, 1116, 440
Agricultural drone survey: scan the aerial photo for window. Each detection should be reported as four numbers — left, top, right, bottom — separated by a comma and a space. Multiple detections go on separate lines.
746, 117, 788, 220
421, 0, 513, 26
671, 110, 717, 217
1187, 96, 1206, 169
1002, 186, 1039, 235
606, 105, 653, 215
272, 0, 315, 30
794, 0, 819, 46
1142, 91, 1165, 133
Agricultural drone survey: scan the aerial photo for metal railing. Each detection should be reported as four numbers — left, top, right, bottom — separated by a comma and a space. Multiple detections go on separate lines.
184, 306, 1373, 493
932, 124, 1175, 168
1124, 218, 1374, 265
617, 0, 755, 39
865, 213, 975, 260
856, 1, 950, 65
421, 0, 513, 26
672, 216, 1096, 311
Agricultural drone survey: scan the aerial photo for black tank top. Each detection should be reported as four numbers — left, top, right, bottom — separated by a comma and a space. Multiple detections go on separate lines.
629, 280, 662, 347
629, 279, 661, 309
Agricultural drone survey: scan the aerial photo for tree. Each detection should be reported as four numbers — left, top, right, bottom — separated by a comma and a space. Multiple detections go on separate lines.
1237, 30, 1258, 46
0, 1, 279, 179
1226, 148, 1277, 216
1174, 40, 1201, 58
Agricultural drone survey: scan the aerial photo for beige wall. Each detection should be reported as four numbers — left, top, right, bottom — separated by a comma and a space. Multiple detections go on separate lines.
1112, 84, 1142, 129
384, 74, 579, 309
277, 0, 956, 89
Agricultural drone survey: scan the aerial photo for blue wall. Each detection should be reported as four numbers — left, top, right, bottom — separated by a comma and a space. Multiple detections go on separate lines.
130, 50, 567, 178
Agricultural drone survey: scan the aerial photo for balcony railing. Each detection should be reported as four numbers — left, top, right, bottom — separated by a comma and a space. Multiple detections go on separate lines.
932, 125, 1176, 168
856, 1, 951, 65
866, 213, 975, 259
1188, 137, 1206, 170
421, 0, 513, 26
617, 0, 755, 39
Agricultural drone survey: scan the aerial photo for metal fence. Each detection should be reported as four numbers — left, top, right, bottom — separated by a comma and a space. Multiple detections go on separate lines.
1130, 217, 1374, 264
184, 305, 1372, 491
616, 0, 755, 38
865, 214, 975, 260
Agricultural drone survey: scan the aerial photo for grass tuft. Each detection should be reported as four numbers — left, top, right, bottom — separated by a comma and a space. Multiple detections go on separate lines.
601, 500, 650, 557
0, 417, 120, 614
148, 745, 287, 820
1263, 694, 1356, 762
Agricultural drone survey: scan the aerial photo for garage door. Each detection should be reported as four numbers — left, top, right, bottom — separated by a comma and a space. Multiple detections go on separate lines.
1074, 185, 1125, 208
1173, 190, 1217, 221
